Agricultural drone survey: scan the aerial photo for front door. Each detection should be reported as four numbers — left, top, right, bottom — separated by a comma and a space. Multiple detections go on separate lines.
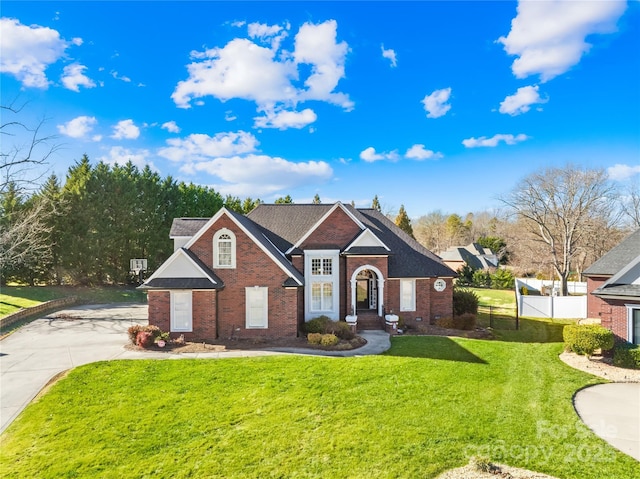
356, 270, 377, 311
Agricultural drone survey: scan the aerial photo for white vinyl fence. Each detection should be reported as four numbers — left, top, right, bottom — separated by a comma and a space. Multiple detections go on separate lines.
515, 279, 587, 319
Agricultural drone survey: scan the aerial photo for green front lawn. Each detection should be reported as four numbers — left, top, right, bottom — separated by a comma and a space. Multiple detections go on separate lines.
1, 337, 635, 478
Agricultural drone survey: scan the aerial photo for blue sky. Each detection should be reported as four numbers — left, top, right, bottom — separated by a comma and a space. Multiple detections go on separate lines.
2, 1, 639, 217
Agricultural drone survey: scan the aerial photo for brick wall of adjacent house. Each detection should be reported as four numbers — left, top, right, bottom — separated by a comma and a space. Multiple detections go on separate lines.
300, 207, 361, 250
586, 276, 633, 342
386, 277, 453, 327
190, 213, 298, 339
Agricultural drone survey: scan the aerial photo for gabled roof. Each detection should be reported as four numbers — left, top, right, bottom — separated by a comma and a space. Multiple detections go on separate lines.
584, 229, 640, 276
591, 254, 640, 300
140, 247, 222, 290
184, 207, 304, 287
438, 244, 499, 270
344, 227, 390, 252
354, 208, 456, 278
170, 218, 209, 238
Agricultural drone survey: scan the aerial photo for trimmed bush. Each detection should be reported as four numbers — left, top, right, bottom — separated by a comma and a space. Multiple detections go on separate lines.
490, 268, 515, 289
435, 314, 476, 330
453, 288, 479, 316
136, 331, 154, 348
435, 317, 455, 329
563, 324, 615, 356
307, 333, 323, 345
329, 321, 355, 340
127, 324, 145, 345
613, 342, 640, 369
320, 334, 339, 346
304, 315, 333, 334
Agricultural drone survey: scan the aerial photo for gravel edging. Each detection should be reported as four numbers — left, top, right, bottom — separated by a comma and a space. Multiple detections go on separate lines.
435, 463, 562, 479
559, 351, 640, 382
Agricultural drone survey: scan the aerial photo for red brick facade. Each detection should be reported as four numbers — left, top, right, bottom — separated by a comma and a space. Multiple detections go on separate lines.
587, 276, 637, 341
146, 207, 455, 341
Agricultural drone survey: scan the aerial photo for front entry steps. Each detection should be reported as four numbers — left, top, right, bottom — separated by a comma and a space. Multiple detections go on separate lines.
356, 311, 384, 331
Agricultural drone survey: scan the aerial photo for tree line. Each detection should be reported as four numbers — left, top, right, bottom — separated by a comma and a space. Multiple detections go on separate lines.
1, 156, 262, 285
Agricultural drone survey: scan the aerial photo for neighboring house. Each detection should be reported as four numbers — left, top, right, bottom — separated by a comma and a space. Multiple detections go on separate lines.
583, 228, 640, 344
437, 243, 499, 272
140, 202, 456, 340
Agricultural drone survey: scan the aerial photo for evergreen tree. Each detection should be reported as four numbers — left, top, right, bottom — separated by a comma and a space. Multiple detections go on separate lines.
313, 193, 321, 204
395, 204, 415, 238
275, 195, 293, 204
372, 195, 381, 212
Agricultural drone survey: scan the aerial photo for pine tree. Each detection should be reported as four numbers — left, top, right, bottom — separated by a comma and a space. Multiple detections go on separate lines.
313, 193, 321, 204
275, 195, 293, 204
372, 195, 381, 212
395, 204, 415, 239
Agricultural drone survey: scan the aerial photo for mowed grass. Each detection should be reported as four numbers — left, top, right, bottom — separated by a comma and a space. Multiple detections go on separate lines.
1, 337, 636, 479
0, 286, 146, 317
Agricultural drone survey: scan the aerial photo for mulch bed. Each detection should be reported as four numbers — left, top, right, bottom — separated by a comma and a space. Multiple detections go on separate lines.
399, 324, 494, 340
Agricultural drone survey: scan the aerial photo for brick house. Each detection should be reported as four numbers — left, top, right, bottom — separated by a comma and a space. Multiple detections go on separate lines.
140, 202, 456, 340
583, 228, 640, 344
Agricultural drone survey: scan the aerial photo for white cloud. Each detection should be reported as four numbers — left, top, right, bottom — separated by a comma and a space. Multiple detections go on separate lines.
498, 1, 626, 82
462, 133, 529, 148
186, 154, 333, 196
499, 85, 547, 115
254, 108, 317, 129
99, 146, 155, 171
422, 87, 452, 118
607, 164, 640, 181
381, 44, 397, 67
359, 147, 400, 163
158, 131, 259, 162
57, 115, 97, 139
405, 144, 443, 161
111, 70, 132, 82
0, 18, 73, 88
111, 119, 140, 140
161, 121, 181, 133
294, 20, 352, 109
61, 63, 96, 92
172, 19, 352, 126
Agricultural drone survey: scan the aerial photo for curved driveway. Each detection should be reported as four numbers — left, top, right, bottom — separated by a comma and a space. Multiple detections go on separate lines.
0, 304, 390, 434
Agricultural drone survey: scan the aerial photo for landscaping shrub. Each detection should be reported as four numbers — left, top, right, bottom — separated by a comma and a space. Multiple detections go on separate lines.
520, 286, 529, 295
453, 288, 479, 316
490, 268, 515, 289
320, 334, 339, 346
563, 324, 615, 356
472, 269, 492, 288
304, 315, 333, 334
127, 324, 145, 345
329, 321, 355, 340
435, 317, 454, 329
613, 342, 640, 369
307, 333, 322, 345
136, 331, 154, 348
454, 313, 477, 331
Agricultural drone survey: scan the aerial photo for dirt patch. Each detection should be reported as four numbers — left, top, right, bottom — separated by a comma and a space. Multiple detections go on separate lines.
125, 335, 367, 354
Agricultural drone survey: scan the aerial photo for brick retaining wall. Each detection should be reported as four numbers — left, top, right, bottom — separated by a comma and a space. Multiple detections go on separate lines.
0, 296, 79, 331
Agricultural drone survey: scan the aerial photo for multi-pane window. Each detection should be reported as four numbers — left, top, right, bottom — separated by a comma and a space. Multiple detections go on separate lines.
246, 287, 268, 328
311, 258, 332, 275
311, 282, 333, 311
217, 234, 232, 266
214, 229, 235, 268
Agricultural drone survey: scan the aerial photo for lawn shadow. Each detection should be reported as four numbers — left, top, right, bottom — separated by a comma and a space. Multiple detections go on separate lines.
385, 336, 487, 364
488, 318, 569, 343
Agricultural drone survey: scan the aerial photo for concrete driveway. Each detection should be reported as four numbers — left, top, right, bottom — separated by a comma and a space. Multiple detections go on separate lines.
0, 303, 148, 433
574, 382, 640, 461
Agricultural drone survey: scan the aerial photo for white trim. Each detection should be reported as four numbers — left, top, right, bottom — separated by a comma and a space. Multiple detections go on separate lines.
287, 202, 365, 254
213, 228, 236, 269
171, 290, 193, 332
144, 248, 218, 285
626, 304, 640, 345
400, 279, 416, 312
350, 264, 385, 317
246, 287, 268, 329
305, 250, 340, 320
183, 207, 303, 286
344, 228, 390, 251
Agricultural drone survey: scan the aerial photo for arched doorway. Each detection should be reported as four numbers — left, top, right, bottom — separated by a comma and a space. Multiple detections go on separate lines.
356, 269, 377, 311
350, 265, 385, 317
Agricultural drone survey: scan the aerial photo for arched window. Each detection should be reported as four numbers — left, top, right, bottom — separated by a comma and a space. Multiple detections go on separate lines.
213, 229, 236, 268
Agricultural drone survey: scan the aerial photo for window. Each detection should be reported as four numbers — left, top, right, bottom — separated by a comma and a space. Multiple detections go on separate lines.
629, 307, 640, 345
213, 229, 236, 268
311, 282, 333, 311
171, 291, 192, 332
400, 279, 416, 312
311, 258, 332, 275
246, 287, 268, 329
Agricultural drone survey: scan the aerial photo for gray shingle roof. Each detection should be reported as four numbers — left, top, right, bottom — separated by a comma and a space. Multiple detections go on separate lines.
584, 229, 640, 276
140, 278, 221, 290
170, 218, 209, 237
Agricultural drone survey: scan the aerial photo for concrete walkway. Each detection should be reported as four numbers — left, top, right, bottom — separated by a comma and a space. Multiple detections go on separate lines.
0, 304, 390, 434
574, 383, 640, 461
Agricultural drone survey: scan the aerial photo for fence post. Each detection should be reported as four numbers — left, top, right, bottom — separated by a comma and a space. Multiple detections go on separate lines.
489, 306, 493, 329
